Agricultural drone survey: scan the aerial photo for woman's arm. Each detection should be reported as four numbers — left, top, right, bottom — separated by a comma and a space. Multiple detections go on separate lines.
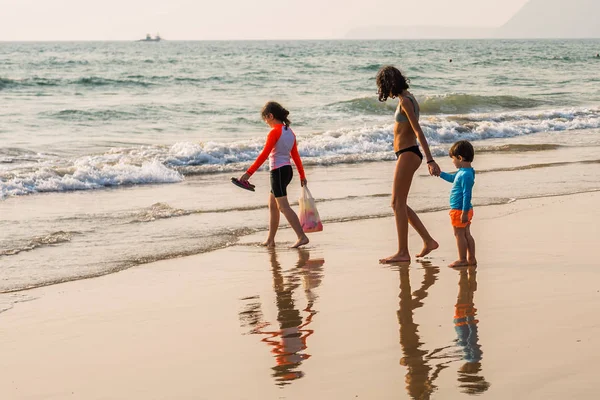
402, 96, 440, 176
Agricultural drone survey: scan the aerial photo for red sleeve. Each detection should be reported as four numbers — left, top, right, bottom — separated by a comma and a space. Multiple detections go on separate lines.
246, 126, 282, 176
290, 140, 306, 181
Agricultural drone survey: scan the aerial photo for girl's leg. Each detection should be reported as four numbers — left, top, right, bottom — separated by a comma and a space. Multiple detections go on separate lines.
275, 196, 309, 248
380, 153, 421, 264
406, 206, 439, 257
262, 193, 280, 247
449, 227, 469, 268
465, 224, 477, 265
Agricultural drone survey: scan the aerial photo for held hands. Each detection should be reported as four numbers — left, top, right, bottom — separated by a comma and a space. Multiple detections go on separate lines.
301, 179, 307, 187
427, 161, 441, 177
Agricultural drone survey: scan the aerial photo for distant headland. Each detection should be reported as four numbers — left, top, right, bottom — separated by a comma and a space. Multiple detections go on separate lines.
346, 0, 600, 39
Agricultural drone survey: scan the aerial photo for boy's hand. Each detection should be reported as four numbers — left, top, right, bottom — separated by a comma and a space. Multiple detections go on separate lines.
461, 212, 469, 224
300, 179, 307, 187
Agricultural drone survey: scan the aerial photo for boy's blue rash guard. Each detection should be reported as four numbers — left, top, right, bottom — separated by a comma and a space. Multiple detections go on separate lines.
440, 168, 475, 211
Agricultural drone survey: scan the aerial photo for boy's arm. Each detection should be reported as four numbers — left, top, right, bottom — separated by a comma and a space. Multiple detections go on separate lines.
290, 140, 306, 181
439, 171, 455, 183
461, 174, 474, 212
245, 127, 282, 176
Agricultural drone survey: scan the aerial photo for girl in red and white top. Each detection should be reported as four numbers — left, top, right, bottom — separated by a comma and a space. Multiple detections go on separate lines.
239, 102, 309, 248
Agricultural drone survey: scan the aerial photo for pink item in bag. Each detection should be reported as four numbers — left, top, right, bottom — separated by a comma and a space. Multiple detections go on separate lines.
299, 185, 323, 233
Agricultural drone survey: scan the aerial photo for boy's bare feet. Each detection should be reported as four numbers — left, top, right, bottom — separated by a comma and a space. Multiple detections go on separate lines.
261, 240, 275, 247
467, 258, 477, 266
449, 259, 469, 268
416, 240, 439, 258
379, 253, 411, 264
291, 236, 309, 248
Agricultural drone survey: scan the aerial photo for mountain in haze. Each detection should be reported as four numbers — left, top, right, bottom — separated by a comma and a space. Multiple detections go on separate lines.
497, 0, 600, 38
346, 0, 600, 39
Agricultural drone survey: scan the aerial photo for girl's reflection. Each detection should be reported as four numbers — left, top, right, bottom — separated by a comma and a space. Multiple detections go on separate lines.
239, 249, 324, 386
453, 268, 490, 394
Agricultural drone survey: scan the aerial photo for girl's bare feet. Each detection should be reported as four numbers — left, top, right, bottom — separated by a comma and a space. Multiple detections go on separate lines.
416, 240, 439, 258
449, 259, 469, 268
261, 240, 275, 247
291, 236, 309, 248
467, 258, 478, 266
379, 252, 411, 264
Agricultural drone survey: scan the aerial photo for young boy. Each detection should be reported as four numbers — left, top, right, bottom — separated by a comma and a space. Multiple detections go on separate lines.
439, 140, 476, 267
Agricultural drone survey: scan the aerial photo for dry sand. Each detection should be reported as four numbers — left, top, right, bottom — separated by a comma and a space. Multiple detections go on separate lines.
1, 191, 599, 399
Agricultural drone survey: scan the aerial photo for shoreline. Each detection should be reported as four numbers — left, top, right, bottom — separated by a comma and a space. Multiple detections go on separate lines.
2, 187, 599, 296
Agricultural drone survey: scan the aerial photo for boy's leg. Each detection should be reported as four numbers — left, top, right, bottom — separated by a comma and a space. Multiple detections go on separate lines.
466, 224, 477, 265
263, 193, 280, 247
449, 226, 469, 267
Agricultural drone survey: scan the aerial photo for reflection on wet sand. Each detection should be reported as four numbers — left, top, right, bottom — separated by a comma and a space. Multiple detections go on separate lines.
453, 268, 490, 394
239, 249, 324, 386
393, 263, 492, 398
396, 263, 450, 400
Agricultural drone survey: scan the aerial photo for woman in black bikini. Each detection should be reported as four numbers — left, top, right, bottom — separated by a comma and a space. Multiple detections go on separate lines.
377, 66, 440, 264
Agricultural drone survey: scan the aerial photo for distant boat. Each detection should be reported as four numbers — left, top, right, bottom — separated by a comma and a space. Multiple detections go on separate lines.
138, 33, 162, 42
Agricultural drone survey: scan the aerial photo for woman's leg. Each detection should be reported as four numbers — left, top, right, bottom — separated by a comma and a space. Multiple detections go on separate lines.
406, 207, 439, 257
275, 196, 309, 248
380, 153, 421, 264
262, 193, 280, 247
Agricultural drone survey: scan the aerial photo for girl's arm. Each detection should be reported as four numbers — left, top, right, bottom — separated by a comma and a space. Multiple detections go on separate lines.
290, 140, 306, 184
243, 127, 283, 179
402, 97, 440, 176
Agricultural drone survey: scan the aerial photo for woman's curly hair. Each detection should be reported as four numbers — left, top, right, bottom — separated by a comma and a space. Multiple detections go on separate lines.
376, 65, 410, 102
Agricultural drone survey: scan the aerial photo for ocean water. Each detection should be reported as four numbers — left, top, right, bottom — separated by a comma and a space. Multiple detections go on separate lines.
1, 39, 600, 294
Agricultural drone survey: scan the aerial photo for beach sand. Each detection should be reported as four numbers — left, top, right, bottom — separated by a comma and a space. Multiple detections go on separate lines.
1, 191, 599, 399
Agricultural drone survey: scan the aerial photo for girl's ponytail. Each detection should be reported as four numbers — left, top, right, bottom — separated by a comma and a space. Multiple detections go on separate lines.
262, 101, 291, 126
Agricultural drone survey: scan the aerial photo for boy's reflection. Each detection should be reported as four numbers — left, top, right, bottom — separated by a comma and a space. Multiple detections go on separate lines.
396, 263, 446, 400
453, 268, 490, 394
239, 249, 324, 386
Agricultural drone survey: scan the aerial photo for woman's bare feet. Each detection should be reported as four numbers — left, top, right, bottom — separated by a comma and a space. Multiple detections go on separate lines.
467, 258, 478, 266
291, 235, 309, 248
379, 252, 411, 264
449, 259, 469, 268
261, 240, 275, 247
416, 240, 439, 258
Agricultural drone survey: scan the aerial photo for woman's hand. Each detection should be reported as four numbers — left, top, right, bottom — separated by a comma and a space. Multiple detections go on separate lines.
427, 161, 440, 177
239, 173, 251, 183
301, 179, 307, 187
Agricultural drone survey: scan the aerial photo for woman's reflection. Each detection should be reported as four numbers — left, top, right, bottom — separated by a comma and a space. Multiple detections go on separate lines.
239, 248, 324, 387
453, 267, 490, 394
396, 263, 445, 400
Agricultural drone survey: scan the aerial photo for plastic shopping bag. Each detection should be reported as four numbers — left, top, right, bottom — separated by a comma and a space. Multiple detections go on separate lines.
299, 185, 323, 233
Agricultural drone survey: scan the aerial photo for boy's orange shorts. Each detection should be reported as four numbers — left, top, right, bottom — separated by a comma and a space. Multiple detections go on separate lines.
449, 209, 473, 228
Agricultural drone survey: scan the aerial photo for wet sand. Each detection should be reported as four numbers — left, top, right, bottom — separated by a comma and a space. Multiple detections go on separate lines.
1, 191, 599, 399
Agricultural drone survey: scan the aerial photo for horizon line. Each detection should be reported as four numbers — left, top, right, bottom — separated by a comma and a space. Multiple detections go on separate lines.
2, 37, 600, 42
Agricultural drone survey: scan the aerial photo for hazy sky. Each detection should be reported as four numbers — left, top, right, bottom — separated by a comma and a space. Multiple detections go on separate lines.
0, 0, 529, 41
